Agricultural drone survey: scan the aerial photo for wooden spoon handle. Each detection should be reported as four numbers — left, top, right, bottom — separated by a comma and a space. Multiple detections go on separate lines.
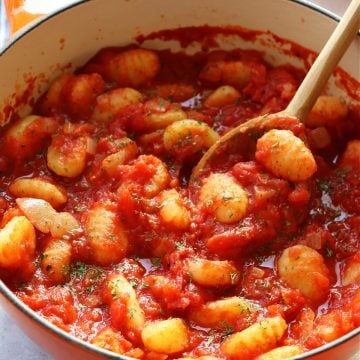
285, 0, 360, 121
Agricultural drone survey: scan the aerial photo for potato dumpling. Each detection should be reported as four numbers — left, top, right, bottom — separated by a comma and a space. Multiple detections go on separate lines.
187, 258, 239, 287
200, 60, 251, 89
63, 73, 105, 119
91, 87, 143, 123
158, 189, 190, 230
107, 273, 145, 333
256, 345, 303, 360
220, 316, 287, 360
339, 139, 360, 171
101, 138, 138, 177
9, 177, 67, 208
278, 244, 330, 303
0, 216, 36, 268
85, 204, 128, 265
190, 296, 253, 328
140, 155, 171, 198
199, 173, 248, 224
47, 132, 90, 178
91, 328, 131, 355
38, 73, 73, 115
163, 119, 219, 158
343, 252, 360, 285
306, 95, 348, 128
255, 129, 317, 182
3, 115, 59, 160
144, 106, 187, 131
141, 318, 189, 354
204, 85, 241, 107
107, 48, 160, 87
41, 239, 72, 284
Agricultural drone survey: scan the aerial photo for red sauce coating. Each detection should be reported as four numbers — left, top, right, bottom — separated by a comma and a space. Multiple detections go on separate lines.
0, 27, 359, 359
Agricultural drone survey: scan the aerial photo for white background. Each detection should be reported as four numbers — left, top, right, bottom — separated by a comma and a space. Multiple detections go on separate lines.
0, 0, 355, 359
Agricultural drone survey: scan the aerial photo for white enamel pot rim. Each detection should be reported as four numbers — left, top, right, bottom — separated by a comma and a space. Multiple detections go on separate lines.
0, 0, 359, 359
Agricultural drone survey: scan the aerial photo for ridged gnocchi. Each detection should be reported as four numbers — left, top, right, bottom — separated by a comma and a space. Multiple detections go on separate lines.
158, 189, 190, 230
190, 296, 253, 328
255, 345, 303, 360
163, 119, 219, 158
187, 258, 239, 287
106, 273, 145, 333
306, 95, 348, 128
84, 204, 128, 265
220, 316, 287, 359
204, 85, 241, 108
63, 73, 105, 119
133, 155, 171, 198
278, 245, 330, 303
9, 177, 67, 208
0, 216, 36, 268
91, 328, 131, 355
339, 139, 360, 171
101, 137, 138, 177
144, 106, 187, 131
141, 318, 189, 354
199, 173, 248, 223
200, 60, 251, 89
3, 115, 59, 160
255, 129, 317, 182
343, 252, 360, 285
47, 128, 92, 178
106, 48, 160, 87
91, 87, 143, 123
41, 238, 72, 284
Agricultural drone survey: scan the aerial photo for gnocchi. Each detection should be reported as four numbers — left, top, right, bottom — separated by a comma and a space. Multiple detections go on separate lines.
106, 273, 145, 333
339, 139, 360, 171
204, 85, 241, 108
187, 258, 239, 287
144, 105, 187, 131
163, 119, 219, 158
3, 115, 59, 160
199, 173, 248, 223
306, 95, 348, 128
91, 87, 143, 123
91, 328, 132, 355
106, 48, 160, 87
278, 245, 330, 303
47, 130, 91, 178
101, 137, 138, 177
41, 239, 72, 284
141, 318, 189, 354
220, 316, 287, 359
343, 252, 360, 285
0, 216, 36, 268
158, 189, 190, 229
255, 129, 317, 182
190, 296, 253, 328
84, 204, 128, 265
255, 345, 303, 360
9, 177, 67, 208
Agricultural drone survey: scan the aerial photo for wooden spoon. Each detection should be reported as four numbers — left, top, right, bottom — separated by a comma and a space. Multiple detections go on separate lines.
193, 0, 360, 176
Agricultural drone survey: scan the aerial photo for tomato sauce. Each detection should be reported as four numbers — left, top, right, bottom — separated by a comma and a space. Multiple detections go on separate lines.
0, 26, 359, 359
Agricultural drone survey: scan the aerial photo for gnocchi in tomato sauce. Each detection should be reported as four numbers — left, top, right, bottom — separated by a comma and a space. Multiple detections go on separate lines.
0, 34, 359, 360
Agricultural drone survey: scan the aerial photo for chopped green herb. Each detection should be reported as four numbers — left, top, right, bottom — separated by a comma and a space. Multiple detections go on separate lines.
151, 258, 162, 267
